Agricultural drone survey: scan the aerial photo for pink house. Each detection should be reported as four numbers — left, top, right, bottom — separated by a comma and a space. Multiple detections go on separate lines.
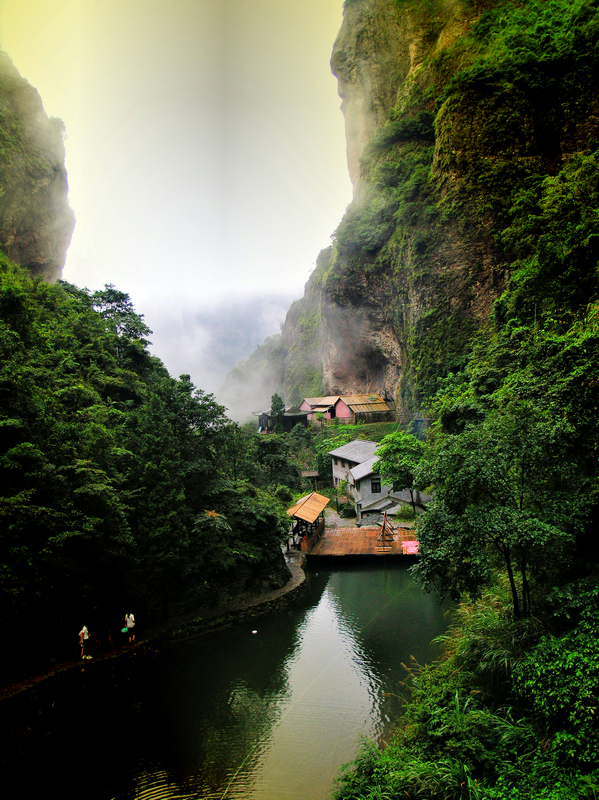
333, 395, 395, 424
299, 394, 396, 424
299, 396, 340, 420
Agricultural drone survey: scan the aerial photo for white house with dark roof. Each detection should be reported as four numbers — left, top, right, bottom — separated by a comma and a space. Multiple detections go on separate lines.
328, 438, 430, 521
348, 454, 392, 516
328, 439, 392, 520
329, 439, 377, 487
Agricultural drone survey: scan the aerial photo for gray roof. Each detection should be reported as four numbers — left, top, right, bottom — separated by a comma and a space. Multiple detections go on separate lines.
350, 455, 379, 481
328, 439, 377, 464
361, 496, 394, 513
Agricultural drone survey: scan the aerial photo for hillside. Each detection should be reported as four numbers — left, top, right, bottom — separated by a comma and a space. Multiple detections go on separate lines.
221, 0, 599, 419
0, 51, 74, 280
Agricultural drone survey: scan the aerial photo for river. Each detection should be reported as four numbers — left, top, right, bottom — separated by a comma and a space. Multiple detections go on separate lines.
6, 561, 448, 800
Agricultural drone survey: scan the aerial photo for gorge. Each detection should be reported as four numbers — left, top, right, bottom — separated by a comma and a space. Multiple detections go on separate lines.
221, 0, 599, 421
2, 2, 599, 798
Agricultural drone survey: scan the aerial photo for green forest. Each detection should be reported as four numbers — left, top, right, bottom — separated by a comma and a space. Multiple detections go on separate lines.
2, 0, 599, 796
0, 254, 306, 681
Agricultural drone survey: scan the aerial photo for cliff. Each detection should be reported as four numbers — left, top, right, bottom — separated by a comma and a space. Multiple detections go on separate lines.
0, 52, 74, 280
221, 0, 599, 419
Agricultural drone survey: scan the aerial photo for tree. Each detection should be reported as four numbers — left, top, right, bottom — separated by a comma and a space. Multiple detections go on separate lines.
270, 393, 285, 433
373, 430, 425, 512
414, 406, 582, 618
0, 256, 294, 675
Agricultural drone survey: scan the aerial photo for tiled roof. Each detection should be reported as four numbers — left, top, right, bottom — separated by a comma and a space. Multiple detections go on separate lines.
286, 491, 330, 523
340, 394, 383, 404
328, 439, 377, 463
303, 396, 340, 408
347, 402, 391, 413
284, 407, 309, 417
339, 394, 393, 413
350, 455, 379, 480
361, 496, 394, 512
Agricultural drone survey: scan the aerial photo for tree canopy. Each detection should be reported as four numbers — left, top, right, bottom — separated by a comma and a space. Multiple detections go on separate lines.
0, 255, 293, 678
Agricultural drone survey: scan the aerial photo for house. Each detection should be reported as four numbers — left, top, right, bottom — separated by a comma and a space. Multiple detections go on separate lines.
299, 394, 395, 425
328, 438, 430, 521
333, 394, 396, 424
329, 439, 391, 520
299, 396, 341, 420
329, 439, 377, 487
348, 453, 393, 519
253, 406, 310, 433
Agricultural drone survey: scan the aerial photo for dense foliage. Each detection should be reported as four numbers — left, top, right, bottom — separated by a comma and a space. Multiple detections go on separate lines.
227, 0, 599, 415
334, 580, 599, 799
332, 1, 599, 795
0, 256, 294, 678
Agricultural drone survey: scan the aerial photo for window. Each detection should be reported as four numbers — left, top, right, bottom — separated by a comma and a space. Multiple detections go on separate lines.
333, 458, 338, 466
355, 480, 361, 491
371, 477, 381, 493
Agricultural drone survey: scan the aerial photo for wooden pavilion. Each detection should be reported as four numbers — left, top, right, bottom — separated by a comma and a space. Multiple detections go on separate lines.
287, 491, 330, 553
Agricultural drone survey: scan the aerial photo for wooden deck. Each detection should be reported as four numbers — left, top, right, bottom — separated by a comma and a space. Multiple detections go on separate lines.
309, 526, 419, 557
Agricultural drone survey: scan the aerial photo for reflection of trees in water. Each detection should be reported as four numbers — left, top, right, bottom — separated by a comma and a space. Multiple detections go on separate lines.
313, 563, 448, 735
132, 598, 329, 798
5, 568, 446, 799
322, 563, 446, 659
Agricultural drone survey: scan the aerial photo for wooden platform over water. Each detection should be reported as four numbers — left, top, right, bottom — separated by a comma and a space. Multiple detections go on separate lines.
309, 526, 419, 557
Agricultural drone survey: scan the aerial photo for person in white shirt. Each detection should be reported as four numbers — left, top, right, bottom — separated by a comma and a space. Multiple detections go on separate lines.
78, 625, 91, 659
125, 613, 135, 644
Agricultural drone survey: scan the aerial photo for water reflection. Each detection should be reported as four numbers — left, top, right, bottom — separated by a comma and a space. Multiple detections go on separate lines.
5, 563, 447, 800
123, 563, 446, 800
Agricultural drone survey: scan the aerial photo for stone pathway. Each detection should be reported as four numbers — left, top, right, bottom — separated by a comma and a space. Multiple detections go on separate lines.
325, 507, 359, 528
0, 554, 307, 701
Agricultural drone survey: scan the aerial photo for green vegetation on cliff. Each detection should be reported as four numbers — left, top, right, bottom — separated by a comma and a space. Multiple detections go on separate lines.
331, 2, 599, 796
0, 52, 74, 280
224, 0, 599, 420
336, 297, 599, 792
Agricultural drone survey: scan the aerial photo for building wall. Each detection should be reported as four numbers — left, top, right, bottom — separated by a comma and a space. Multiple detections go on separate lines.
349, 473, 392, 519
332, 457, 360, 486
300, 399, 333, 420
333, 399, 353, 420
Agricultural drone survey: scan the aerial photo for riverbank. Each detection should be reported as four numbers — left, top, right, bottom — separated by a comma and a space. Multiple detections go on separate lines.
0, 551, 307, 704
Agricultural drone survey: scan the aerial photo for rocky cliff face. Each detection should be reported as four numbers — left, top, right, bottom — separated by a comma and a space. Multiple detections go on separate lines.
220, 0, 599, 419
0, 52, 74, 280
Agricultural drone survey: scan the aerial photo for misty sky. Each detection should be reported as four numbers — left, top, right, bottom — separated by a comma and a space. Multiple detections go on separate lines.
0, 0, 352, 399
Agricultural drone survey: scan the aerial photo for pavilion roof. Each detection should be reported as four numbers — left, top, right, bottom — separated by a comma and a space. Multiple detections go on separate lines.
286, 491, 330, 524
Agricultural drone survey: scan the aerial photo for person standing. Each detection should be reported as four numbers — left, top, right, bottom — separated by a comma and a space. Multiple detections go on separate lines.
125, 612, 135, 644
79, 625, 92, 659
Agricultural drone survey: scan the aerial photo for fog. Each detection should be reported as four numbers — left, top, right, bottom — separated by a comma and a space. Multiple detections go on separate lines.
142, 291, 295, 401
0, 0, 352, 399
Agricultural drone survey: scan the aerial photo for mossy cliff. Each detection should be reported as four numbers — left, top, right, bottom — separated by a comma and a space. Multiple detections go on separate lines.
0, 52, 74, 280
221, 0, 599, 417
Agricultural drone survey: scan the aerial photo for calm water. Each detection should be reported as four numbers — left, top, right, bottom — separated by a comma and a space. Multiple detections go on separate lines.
8, 563, 447, 800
